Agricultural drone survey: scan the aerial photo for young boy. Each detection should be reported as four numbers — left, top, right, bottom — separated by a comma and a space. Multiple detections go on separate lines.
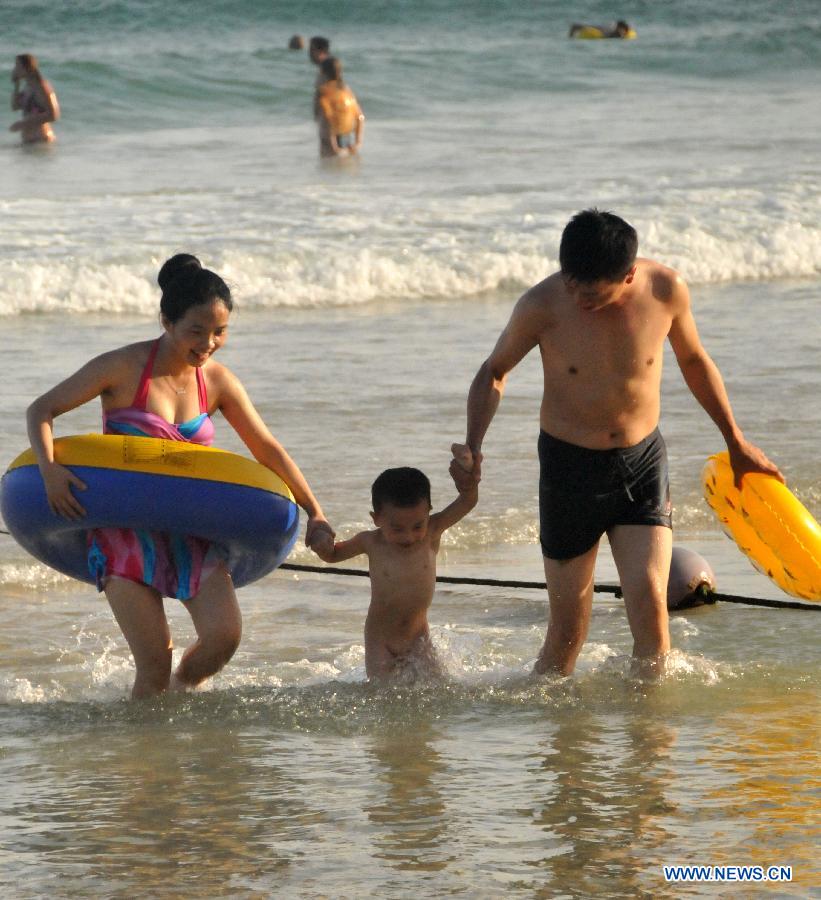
310, 463, 479, 679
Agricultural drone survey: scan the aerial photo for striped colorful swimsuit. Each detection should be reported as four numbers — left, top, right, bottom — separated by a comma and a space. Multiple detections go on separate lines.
87, 339, 225, 600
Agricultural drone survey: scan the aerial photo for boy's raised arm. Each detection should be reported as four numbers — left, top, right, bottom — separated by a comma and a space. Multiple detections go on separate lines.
429, 460, 480, 536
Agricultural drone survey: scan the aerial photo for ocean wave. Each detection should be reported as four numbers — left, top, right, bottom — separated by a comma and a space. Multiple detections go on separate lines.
1, 213, 819, 317
642, 210, 821, 286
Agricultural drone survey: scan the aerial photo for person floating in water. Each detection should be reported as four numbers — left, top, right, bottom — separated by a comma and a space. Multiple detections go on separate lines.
10, 53, 60, 144
316, 57, 364, 158
311, 464, 479, 680
569, 20, 636, 39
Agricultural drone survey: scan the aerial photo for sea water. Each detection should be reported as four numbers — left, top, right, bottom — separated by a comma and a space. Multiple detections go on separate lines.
1, 1, 819, 896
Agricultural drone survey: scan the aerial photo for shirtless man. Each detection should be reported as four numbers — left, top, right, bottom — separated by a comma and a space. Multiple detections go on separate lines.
452, 209, 781, 676
311, 465, 479, 679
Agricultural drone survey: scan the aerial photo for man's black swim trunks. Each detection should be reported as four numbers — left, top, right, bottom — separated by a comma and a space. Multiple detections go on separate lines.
538, 428, 672, 560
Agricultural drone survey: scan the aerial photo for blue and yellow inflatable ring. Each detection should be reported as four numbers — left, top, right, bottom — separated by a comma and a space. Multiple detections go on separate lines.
0, 434, 299, 588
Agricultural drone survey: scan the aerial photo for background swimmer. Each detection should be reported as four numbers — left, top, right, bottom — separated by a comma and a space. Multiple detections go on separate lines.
309, 35, 334, 156
10, 53, 59, 144
317, 57, 365, 158
569, 21, 635, 39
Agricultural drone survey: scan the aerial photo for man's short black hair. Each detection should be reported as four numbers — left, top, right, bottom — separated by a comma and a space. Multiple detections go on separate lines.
309, 35, 330, 53
371, 467, 431, 512
559, 209, 638, 283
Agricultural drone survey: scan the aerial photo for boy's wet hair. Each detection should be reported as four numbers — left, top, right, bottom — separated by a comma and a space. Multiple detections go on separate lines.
559, 209, 638, 283
372, 467, 431, 512
158, 254, 233, 323
309, 36, 330, 53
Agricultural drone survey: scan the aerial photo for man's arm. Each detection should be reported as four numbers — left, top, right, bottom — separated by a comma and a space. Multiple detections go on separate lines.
667, 276, 783, 485
452, 290, 543, 472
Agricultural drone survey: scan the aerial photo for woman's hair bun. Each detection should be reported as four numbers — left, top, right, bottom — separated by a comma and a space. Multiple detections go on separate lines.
157, 253, 233, 324
157, 254, 202, 292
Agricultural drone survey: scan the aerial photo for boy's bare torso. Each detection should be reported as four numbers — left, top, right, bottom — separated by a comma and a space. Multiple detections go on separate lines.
362, 530, 441, 671
527, 259, 680, 449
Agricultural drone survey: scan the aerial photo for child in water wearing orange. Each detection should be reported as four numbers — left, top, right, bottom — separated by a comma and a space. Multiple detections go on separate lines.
316, 57, 364, 158
311, 460, 479, 679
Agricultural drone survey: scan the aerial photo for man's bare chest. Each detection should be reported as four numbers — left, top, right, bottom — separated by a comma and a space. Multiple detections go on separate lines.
540, 306, 668, 378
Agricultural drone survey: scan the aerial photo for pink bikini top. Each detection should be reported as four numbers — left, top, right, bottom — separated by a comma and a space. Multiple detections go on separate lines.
103, 339, 215, 445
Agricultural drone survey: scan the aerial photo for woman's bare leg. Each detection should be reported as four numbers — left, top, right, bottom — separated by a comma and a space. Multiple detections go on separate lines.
172, 565, 242, 690
105, 577, 172, 699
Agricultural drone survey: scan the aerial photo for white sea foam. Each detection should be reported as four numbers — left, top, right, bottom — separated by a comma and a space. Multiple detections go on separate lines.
1, 198, 818, 316
641, 211, 821, 285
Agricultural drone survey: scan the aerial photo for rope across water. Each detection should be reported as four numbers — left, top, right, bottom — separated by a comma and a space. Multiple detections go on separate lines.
0, 528, 816, 611
278, 563, 819, 612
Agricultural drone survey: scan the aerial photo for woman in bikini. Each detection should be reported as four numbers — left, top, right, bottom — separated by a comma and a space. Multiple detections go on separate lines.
27, 255, 333, 698
11, 53, 60, 144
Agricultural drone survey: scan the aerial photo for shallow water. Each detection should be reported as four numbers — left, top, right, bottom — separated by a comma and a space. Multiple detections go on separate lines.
1, 298, 818, 897
1, 632, 818, 897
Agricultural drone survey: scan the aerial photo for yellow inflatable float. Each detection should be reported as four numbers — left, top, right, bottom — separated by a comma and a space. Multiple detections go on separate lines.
702, 452, 821, 602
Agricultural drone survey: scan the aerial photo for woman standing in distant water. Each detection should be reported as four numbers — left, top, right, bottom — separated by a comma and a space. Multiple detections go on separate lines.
27, 255, 334, 698
10, 54, 60, 144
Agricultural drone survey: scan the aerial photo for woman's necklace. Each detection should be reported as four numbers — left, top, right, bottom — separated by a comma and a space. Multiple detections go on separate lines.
162, 373, 190, 395
155, 342, 193, 395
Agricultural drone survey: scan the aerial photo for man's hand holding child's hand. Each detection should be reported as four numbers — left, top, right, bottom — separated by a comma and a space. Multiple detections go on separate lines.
449, 444, 481, 494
